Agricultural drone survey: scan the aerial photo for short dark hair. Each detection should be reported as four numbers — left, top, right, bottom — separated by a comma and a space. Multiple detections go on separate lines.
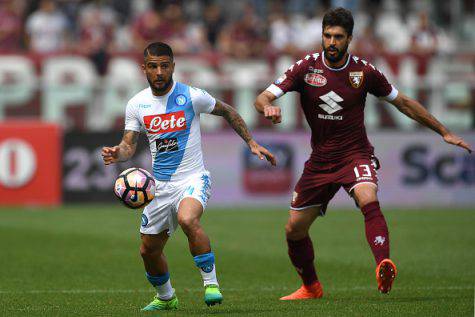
322, 7, 354, 36
143, 42, 174, 59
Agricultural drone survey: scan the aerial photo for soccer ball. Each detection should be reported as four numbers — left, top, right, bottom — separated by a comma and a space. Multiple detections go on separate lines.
114, 168, 156, 209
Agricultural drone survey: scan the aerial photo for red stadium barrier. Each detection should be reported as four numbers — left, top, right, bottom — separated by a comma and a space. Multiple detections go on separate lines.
0, 121, 62, 206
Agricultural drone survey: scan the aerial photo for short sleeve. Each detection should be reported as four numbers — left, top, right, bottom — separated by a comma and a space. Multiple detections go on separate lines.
266, 57, 309, 98
367, 66, 398, 101
191, 87, 216, 114
124, 101, 141, 132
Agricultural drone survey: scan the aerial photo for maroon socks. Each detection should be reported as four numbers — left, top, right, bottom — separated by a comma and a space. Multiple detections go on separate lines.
286, 201, 389, 285
361, 201, 390, 264
287, 236, 318, 285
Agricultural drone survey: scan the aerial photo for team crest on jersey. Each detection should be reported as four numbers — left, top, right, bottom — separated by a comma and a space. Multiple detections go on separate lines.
304, 73, 327, 87
274, 74, 287, 85
349, 71, 364, 88
175, 94, 187, 106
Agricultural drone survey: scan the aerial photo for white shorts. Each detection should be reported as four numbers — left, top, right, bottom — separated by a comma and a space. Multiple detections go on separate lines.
140, 170, 211, 235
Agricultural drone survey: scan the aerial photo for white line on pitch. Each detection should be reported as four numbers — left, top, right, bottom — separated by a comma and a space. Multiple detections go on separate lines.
0, 285, 473, 294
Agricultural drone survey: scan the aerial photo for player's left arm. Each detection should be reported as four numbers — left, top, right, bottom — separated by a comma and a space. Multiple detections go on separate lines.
210, 99, 276, 166
388, 92, 472, 153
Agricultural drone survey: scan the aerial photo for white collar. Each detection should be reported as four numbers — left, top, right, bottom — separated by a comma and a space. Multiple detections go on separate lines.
322, 52, 351, 71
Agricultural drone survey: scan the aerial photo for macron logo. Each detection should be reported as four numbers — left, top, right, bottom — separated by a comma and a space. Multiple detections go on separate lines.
319, 91, 343, 114
144, 111, 186, 134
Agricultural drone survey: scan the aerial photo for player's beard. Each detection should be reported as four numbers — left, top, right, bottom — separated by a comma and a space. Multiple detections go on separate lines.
323, 42, 349, 63
148, 75, 173, 94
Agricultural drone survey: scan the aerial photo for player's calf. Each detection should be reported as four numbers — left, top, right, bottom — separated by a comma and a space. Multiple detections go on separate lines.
360, 201, 390, 264
287, 236, 319, 286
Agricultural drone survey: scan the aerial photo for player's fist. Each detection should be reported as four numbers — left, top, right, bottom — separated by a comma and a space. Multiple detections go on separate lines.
102, 146, 120, 165
443, 133, 472, 153
263, 105, 282, 124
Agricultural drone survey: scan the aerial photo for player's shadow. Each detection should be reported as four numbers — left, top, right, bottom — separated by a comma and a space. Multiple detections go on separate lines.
151, 308, 277, 316
330, 295, 459, 303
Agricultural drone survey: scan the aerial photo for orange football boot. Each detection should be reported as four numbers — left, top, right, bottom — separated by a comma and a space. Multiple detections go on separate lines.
376, 258, 397, 294
280, 281, 323, 300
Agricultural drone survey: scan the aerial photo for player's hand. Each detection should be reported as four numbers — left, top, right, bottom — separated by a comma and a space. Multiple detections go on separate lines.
443, 132, 472, 153
102, 146, 120, 165
263, 105, 282, 124
248, 140, 277, 166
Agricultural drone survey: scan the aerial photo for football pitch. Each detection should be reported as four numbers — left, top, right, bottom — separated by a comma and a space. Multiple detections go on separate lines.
0, 206, 473, 316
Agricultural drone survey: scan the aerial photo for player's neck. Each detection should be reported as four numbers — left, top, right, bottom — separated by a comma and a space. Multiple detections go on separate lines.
151, 80, 174, 97
324, 52, 349, 69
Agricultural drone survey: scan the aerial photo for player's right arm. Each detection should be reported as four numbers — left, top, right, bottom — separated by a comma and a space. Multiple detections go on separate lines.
102, 97, 142, 165
254, 91, 282, 124
254, 57, 307, 124
101, 130, 139, 165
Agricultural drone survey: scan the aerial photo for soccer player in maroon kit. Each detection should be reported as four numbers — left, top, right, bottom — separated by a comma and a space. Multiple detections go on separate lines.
254, 7, 472, 300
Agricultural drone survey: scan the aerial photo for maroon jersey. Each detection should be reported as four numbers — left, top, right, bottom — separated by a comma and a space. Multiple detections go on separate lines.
267, 52, 398, 163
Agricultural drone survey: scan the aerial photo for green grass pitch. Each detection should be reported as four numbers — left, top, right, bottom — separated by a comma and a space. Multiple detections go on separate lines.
0, 206, 473, 316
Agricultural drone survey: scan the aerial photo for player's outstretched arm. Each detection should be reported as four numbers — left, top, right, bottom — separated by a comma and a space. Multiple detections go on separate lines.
254, 91, 282, 124
211, 99, 276, 166
389, 92, 472, 153
101, 130, 140, 165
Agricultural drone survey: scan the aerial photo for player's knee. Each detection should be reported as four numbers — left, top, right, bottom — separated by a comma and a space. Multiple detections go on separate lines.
140, 243, 155, 258
353, 186, 378, 207
358, 197, 377, 208
178, 215, 200, 234
285, 221, 307, 240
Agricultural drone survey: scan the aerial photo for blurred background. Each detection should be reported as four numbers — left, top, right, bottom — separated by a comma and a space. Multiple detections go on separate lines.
0, 0, 474, 208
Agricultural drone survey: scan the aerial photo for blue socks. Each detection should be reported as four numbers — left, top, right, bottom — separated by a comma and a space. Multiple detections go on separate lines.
145, 272, 174, 300
146, 271, 170, 287
193, 252, 218, 286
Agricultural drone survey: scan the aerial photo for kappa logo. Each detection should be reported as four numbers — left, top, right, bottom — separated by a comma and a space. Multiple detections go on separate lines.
305, 73, 327, 87
308, 66, 324, 74
374, 236, 386, 246
318, 91, 343, 114
349, 71, 364, 88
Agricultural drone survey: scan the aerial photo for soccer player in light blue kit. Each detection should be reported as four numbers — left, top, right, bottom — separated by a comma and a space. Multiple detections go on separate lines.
102, 42, 276, 311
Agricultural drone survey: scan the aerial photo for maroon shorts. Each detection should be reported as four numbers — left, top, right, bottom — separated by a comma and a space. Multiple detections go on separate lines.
290, 156, 380, 213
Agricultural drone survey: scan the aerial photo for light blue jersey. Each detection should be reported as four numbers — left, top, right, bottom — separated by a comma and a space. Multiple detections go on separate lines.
124, 81, 216, 181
